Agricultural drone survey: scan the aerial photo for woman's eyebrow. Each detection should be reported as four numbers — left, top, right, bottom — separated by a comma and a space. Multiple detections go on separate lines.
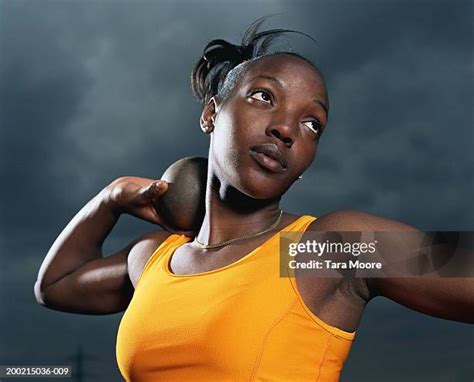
314, 99, 328, 118
249, 75, 283, 88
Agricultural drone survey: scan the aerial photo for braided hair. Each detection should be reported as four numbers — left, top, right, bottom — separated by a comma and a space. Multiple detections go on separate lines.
191, 17, 321, 106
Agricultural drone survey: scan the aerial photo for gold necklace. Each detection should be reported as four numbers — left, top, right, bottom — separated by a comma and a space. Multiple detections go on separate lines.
194, 210, 283, 250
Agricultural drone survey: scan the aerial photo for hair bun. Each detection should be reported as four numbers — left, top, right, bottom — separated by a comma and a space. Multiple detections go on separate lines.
202, 39, 253, 69
191, 17, 318, 105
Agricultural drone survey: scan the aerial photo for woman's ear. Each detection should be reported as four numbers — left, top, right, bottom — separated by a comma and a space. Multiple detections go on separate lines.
200, 97, 219, 134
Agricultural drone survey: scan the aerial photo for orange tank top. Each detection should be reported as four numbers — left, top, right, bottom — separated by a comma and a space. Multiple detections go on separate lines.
116, 215, 355, 381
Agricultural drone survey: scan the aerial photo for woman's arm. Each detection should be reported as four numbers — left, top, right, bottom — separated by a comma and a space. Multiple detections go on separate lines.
34, 156, 207, 315
314, 210, 474, 324
34, 177, 169, 314
34, 230, 169, 315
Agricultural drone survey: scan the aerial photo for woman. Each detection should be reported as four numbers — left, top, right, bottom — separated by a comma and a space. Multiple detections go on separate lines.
34, 19, 473, 381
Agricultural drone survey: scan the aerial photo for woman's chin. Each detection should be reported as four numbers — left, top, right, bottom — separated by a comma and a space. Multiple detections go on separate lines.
237, 177, 288, 200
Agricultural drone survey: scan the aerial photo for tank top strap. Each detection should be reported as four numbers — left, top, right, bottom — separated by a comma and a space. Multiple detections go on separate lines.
277, 214, 317, 249
137, 234, 191, 286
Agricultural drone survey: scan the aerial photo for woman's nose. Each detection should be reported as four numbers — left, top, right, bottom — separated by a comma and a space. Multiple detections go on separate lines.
266, 122, 296, 147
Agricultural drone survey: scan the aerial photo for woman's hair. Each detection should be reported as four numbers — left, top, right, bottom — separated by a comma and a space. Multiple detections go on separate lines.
191, 17, 321, 106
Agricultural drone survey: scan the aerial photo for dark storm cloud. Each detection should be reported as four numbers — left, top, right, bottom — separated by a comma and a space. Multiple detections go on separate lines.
1, 1, 472, 381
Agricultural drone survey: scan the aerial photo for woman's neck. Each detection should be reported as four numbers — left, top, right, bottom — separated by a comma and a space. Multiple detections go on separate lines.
195, 172, 282, 246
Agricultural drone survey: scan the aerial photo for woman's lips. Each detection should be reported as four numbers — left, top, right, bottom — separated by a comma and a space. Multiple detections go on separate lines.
249, 147, 288, 173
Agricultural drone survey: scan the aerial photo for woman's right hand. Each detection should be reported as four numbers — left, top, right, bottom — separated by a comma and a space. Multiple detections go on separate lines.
105, 176, 169, 226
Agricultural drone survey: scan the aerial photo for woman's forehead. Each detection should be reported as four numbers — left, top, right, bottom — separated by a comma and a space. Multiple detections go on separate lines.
248, 54, 322, 79
243, 54, 328, 100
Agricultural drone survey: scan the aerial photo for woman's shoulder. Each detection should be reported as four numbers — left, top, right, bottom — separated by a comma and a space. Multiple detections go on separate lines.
306, 209, 365, 231
127, 230, 176, 288
306, 209, 417, 232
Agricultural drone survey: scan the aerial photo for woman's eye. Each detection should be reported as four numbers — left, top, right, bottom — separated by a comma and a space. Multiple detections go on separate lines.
303, 120, 322, 137
250, 90, 272, 104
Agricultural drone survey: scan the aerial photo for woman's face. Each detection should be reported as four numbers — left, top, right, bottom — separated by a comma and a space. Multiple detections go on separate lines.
203, 54, 329, 199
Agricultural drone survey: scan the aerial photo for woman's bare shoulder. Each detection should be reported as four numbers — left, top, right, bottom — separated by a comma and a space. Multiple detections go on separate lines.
127, 230, 173, 288
307, 209, 418, 232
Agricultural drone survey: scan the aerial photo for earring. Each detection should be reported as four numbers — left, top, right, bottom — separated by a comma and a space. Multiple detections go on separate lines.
298, 175, 303, 180
201, 122, 214, 134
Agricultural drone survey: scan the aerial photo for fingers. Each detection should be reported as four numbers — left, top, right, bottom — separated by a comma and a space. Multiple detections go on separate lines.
152, 180, 168, 198
138, 180, 168, 201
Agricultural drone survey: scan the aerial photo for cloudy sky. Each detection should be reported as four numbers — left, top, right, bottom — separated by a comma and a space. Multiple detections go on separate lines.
0, 0, 473, 381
